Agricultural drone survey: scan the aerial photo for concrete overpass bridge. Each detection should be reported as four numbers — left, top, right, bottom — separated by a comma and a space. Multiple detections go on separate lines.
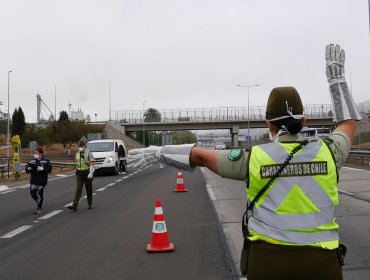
116, 105, 336, 146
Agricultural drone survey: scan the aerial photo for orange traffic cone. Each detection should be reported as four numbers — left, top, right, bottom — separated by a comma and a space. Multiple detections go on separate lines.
147, 199, 175, 252
174, 169, 188, 192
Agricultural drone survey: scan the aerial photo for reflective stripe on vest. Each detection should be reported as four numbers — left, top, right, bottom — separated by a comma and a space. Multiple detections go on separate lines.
248, 141, 338, 245
75, 151, 91, 170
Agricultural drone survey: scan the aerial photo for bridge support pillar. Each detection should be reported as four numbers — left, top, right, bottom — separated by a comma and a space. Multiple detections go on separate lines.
231, 125, 239, 147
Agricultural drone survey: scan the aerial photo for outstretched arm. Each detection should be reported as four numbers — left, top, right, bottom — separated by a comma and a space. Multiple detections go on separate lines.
325, 44, 361, 143
189, 147, 219, 174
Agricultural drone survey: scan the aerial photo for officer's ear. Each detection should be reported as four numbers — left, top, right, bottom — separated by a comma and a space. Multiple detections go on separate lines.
301, 117, 307, 128
266, 120, 278, 134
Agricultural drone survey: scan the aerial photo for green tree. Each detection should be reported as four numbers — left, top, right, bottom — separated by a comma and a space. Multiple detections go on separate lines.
21, 124, 53, 148
11, 107, 26, 136
144, 108, 161, 122
58, 110, 69, 122
172, 130, 196, 144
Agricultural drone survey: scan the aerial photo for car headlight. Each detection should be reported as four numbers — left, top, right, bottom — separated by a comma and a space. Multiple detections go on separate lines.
107, 156, 114, 163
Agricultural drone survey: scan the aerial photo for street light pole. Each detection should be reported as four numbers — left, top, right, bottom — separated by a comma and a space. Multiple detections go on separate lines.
7, 71, 12, 158
109, 80, 111, 122
236, 84, 260, 142
143, 100, 148, 146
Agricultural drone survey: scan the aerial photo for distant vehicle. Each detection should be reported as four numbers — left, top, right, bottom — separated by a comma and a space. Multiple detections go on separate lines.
300, 127, 331, 142
86, 139, 126, 175
215, 142, 226, 150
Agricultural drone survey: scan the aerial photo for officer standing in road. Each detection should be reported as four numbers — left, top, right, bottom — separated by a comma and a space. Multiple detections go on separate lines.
128, 44, 359, 280
68, 140, 94, 211
26, 147, 52, 214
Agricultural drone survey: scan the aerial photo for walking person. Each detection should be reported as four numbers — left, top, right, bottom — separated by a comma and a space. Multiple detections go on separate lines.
118, 144, 126, 174
128, 44, 360, 279
26, 147, 52, 214
68, 140, 94, 211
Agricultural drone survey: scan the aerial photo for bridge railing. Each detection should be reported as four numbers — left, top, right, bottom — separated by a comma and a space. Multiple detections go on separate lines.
113, 104, 333, 124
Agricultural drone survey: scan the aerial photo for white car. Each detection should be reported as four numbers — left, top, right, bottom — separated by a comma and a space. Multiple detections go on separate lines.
215, 142, 226, 150
86, 139, 126, 175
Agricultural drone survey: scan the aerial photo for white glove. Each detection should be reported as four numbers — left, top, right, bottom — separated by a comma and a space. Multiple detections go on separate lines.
325, 44, 361, 122
27, 166, 33, 171
128, 144, 195, 171
37, 166, 44, 172
87, 173, 93, 179
128, 146, 162, 169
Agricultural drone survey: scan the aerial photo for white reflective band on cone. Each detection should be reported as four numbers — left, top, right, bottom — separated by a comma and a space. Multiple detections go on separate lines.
177, 172, 182, 176
177, 178, 184, 184
154, 207, 163, 215
152, 221, 167, 233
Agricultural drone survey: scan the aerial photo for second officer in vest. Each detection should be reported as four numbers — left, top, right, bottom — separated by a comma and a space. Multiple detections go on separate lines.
68, 140, 95, 211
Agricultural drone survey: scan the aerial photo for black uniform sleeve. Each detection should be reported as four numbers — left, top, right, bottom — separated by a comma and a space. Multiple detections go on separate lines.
44, 159, 52, 174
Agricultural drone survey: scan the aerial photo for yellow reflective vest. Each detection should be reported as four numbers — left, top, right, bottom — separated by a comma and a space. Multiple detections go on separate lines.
247, 140, 339, 249
75, 150, 92, 171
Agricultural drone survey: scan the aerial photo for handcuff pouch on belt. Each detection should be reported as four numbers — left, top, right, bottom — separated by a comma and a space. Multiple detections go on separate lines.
240, 141, 308, 276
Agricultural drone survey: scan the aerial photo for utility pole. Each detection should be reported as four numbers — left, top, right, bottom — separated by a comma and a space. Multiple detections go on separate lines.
109, 81, 111, 122
54, 84, 57, 120
7, 71, 12, 158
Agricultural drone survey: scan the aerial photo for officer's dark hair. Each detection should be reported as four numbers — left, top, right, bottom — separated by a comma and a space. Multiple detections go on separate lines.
267, 115, 304, 135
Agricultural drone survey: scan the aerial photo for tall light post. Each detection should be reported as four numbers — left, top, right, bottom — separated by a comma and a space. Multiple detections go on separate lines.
7, 71, 12, 158
143, 100, 148, 146
109, 80, 111, 122
236, 84, 260, 142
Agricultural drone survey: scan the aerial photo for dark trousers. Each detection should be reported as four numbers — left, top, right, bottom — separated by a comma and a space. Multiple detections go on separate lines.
73, 170, 93, 206
119, 159, 125, 172
30, 185, 44, 209
246, 241, 343, 280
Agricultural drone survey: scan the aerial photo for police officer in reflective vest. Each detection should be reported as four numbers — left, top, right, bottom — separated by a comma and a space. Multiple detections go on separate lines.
68, 140, 94, 211
128, 44, 359, 280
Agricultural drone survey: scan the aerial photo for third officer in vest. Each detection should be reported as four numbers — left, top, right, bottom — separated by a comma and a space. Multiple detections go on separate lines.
128, 44, 359, 280
68, 140, 95, 211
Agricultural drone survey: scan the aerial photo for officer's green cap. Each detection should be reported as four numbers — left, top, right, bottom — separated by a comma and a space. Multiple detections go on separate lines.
266, 87, 303, 118
78, 140, 86, 146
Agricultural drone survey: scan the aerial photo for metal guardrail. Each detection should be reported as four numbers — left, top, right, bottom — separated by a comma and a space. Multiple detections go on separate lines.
347, 150, 370, 166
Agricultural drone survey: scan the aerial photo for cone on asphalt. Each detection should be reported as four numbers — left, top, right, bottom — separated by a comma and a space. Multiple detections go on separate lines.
147, 199, 175, 252
174, 169, 188, 192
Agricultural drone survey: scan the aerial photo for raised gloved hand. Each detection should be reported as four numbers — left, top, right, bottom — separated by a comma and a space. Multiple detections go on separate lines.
325, 44, 361, 122
128, 144, 195, 171
37, 166, 44, 172
27, 166, 33, 171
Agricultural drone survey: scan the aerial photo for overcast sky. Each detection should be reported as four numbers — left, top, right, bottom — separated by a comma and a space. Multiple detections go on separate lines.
1, 0, 369, 122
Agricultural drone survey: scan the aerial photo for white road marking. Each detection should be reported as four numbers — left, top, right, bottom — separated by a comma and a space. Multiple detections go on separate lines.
206, 183, 217, 201
0, 190, 15, 195
128, 164, 133, 168
200, 167, 205, 174
55, 174, 68, 177
65, 202, 73, 207
338, 189, 355, 195
115, 179, 122, 183
0, 185, 9, 192
0, 225, 34, 239
106, 183, 115, 187
38, 210, 63, 220
96, 187, 107, 192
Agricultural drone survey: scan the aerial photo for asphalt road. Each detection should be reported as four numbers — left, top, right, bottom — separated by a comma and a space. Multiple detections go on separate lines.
0, 165, 232, 280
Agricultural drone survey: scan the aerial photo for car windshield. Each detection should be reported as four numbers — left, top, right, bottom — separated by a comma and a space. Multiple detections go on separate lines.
86, 142, 114, 152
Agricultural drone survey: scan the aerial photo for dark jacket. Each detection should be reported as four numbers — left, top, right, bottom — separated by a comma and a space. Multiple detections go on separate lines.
118, 145, 126, 158
26, 157, 52, 186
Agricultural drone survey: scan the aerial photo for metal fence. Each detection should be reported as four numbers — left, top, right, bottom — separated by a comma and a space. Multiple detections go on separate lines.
112, 104, 333, 124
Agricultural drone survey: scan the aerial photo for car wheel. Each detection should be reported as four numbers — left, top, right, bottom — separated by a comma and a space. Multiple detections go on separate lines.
114, 162, 119, 175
